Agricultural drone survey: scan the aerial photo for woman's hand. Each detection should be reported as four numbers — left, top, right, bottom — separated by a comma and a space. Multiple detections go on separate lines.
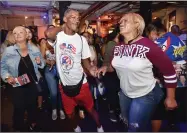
50, 60, 56, 66
49, 60, 56, 70
97, 66, 108, 78
7, 77, 16, 85
35, 56, 41, 65
164, 97, 178, 110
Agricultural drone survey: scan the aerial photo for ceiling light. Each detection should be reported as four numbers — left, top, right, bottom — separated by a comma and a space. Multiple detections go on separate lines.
25, 16, 28, 19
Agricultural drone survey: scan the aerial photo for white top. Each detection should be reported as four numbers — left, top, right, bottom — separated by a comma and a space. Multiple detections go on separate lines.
89, 45, 96, 65
111, 38, 177, 98
55, 31, 91, 85
46, 50, 55, 60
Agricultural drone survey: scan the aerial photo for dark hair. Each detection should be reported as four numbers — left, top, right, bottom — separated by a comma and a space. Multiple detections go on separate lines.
145, 24, 157, 37
25, 27, 38, 45
107, 25, 120, 41
152, 19, 167, 33
171, 25, 180, 34
38, 38, 46, 46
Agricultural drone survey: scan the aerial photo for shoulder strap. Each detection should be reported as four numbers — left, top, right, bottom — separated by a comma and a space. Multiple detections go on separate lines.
16, 49, 38, 83
79, 35, 83, 57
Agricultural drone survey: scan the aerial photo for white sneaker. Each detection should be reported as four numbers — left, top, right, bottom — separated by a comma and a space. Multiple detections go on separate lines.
97, 126, 104, 132
74, 126, 81, 132
60, 110, 66, 120
52, 109, 57, 120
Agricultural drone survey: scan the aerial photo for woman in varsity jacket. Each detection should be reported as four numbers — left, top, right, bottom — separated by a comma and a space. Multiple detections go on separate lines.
98, 13, 177, 132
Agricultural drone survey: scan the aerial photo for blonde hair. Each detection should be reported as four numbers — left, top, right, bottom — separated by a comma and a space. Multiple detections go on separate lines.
13, 26, 26, 34
122, 13, 145, 36
83, 32, 93, 45
6, 31, 15, 44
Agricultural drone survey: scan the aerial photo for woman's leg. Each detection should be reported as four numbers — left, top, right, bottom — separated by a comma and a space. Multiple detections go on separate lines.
118, 90, 132, 129
45, 67, 58, 110
10, 87, 25, 131
24, 84, 38, 130
128, 84, 164, 131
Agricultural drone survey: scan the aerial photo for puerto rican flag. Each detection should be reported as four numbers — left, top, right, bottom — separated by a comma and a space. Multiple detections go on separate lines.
155, 32, 187, 61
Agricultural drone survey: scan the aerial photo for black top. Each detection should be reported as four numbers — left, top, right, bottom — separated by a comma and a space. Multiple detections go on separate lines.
18, 54, 38, 84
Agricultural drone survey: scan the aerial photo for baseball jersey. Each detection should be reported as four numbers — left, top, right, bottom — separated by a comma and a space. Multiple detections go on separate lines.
111, 37, 177, 98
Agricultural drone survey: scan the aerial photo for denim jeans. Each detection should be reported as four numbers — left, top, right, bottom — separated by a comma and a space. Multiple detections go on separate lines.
45, 66, 62, 110
119, 83, 164, 132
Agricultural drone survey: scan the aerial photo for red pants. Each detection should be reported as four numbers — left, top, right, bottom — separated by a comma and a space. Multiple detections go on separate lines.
59, 83, 94, 115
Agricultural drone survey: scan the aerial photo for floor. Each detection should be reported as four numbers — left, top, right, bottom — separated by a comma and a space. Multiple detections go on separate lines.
1, 87, 187, 132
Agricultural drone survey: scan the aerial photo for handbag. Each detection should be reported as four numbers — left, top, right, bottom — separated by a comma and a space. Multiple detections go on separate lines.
61, 35, 85, 97
62, 74, 84, 97
16, 49, 43, 92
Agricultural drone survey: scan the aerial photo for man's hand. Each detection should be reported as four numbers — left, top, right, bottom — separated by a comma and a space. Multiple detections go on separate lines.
50, 60, 56, 66
45, 27, 62, 41
97, 66, 108, 78
49, 60, 56, 70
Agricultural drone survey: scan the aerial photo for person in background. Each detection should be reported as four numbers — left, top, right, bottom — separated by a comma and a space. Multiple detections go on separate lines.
25, 27, 40, 49
98, 13, 177, 131
1, 26, 45, 131
154, 23, 187, 131
101, 26, 123, 122
82, 32, 97, 67
1, 31, 15, 59
145, 23, 159, 41
25, 27, 43, 110
82, 32, 98, 117
40, 36, 65, 120
94, 36, 103, 67
171, 25, 181, 36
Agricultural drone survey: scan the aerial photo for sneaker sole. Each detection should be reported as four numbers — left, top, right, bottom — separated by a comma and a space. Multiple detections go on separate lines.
110, 118, 117, 122
60, 116, 66, 120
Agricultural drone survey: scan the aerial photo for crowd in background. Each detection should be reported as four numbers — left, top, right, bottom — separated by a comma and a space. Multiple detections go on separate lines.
1, 10, 187, 132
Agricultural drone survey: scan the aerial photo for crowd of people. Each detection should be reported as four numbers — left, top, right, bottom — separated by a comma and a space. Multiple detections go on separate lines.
1, 9, 187, 132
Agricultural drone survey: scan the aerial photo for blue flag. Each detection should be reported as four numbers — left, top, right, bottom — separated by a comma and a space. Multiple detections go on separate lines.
155, 32, 187, 88
155, 32, 187, 61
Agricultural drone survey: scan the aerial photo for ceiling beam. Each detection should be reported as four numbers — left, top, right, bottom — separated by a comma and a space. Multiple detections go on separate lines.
0, 1, 14, 14
114, 1, 137, 12
106, 2, 128, 13
81, 1, 110, 20
151, 2, 170, 12
94, 2, 121, 17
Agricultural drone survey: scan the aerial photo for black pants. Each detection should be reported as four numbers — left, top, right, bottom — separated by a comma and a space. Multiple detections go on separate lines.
152, 87, 187, 123
103, 71, 120, 111
10, 83, 38, 131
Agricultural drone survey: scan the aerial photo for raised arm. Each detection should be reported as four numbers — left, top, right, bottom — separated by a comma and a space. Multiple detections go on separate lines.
44, 27, 62, 42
